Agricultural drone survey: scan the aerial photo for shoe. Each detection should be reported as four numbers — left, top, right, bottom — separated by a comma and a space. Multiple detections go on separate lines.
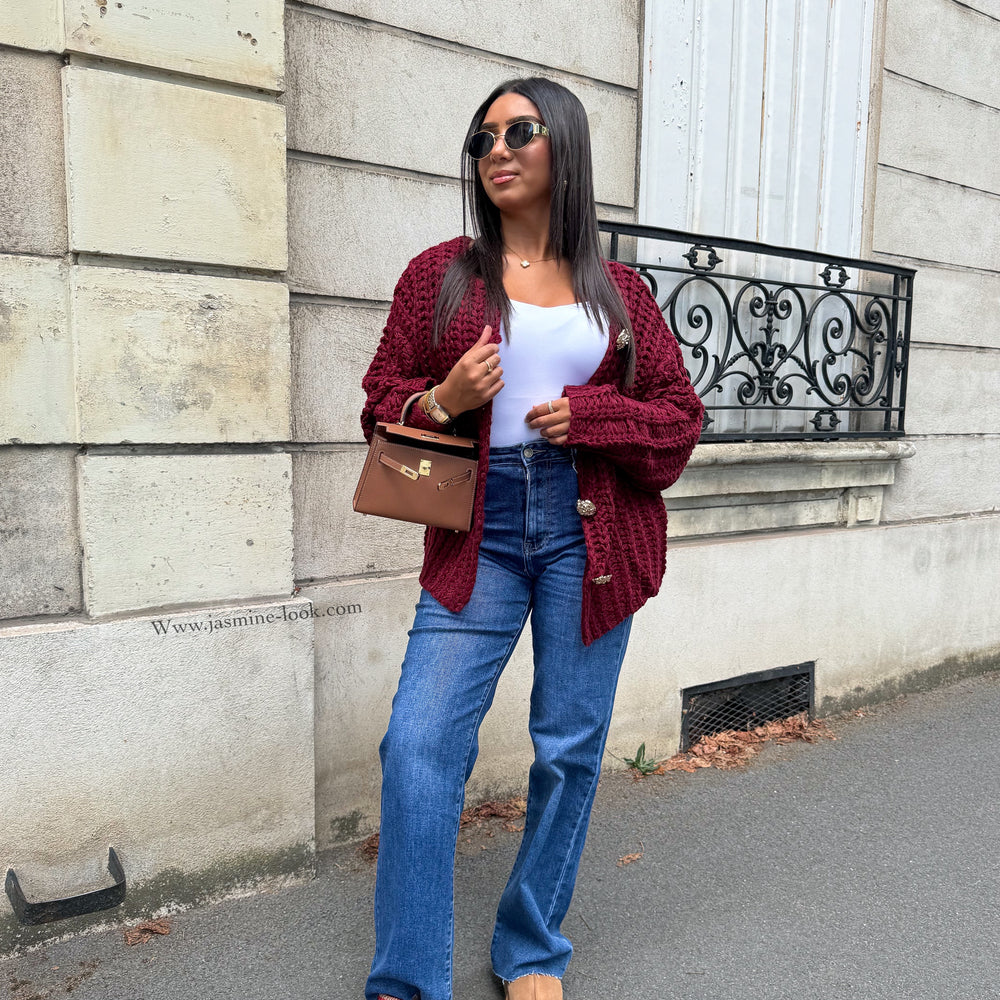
503, 974, 563, 1000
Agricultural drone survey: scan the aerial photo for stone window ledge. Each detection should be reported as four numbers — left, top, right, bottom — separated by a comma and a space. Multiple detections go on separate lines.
664, 439, 916, 539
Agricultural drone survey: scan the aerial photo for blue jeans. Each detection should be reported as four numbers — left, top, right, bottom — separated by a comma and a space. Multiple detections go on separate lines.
366, 443, 633, 1000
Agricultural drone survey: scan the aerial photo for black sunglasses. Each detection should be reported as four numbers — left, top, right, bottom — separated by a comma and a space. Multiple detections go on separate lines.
467, 120, 550, 160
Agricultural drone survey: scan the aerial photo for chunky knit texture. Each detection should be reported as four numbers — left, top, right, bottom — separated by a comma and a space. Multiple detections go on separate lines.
361, 237, 704, 645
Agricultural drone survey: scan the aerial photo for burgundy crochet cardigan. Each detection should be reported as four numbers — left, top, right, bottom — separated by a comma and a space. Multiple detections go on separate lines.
361, 237, 704, 645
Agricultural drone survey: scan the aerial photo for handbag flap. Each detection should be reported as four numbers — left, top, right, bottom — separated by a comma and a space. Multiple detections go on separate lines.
376, 421, 477, 453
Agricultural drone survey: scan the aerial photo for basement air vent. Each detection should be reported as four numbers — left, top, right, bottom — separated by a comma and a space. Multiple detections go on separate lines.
680, 662, 815, 751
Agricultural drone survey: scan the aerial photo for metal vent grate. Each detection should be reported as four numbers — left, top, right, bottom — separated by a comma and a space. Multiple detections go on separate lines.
680, 662, 815, 751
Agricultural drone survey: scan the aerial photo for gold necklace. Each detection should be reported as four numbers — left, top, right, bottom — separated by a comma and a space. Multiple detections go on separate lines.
504, 244, 556, 269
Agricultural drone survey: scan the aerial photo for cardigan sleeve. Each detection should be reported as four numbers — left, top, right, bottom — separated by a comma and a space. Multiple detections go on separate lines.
563, 267, 704, 493
360, 259, 441, 441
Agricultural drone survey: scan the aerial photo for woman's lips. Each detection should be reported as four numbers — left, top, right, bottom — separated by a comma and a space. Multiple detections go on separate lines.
490, 171, 517, 184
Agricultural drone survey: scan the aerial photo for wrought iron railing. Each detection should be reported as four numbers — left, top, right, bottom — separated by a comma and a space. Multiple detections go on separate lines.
601, 221, 914, 441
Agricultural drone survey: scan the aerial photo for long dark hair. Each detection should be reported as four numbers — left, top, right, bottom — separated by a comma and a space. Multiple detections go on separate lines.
432, 77, 635, 385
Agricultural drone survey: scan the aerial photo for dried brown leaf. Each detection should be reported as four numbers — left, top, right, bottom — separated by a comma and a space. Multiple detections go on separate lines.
661, 755, 698, 772
617, 852, 643, 866
361, 796, 527, 863
123, 918, 171, 946
460, 796, 527, 826
661, 714, 836, 776
360, 831, 380, 862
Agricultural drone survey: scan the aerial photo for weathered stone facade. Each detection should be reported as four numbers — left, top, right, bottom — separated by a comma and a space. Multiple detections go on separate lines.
1, 0, 997, 954
0, 1, 308, 956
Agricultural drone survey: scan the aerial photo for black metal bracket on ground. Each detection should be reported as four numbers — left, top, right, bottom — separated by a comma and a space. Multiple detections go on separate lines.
5, 847, 127, 925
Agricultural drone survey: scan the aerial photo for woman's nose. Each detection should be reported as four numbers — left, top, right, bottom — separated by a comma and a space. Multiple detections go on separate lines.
490, 135, 513, 159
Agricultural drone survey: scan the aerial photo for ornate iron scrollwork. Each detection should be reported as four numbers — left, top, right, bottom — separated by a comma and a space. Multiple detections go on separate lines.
819, 263, 851, 289
683, 243, 723, 273
600, 221, 913, 441
810, 409, 842, 432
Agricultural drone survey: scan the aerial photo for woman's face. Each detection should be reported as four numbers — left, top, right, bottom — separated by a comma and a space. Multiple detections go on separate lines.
475, 92, 552, 221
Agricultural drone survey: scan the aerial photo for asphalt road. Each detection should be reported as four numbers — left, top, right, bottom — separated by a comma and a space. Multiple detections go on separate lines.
5, 671, 1000, 1000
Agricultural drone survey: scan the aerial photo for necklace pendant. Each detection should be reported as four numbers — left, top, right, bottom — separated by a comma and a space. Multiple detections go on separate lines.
520, 259, 530, 268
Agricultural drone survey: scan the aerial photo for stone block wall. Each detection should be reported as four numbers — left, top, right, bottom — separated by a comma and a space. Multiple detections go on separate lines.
0, 2, 312, 955
871, 0, 1000, 520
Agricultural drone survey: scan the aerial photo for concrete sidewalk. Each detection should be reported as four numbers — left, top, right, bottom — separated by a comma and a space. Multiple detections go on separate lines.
5, 671, 1000, 1000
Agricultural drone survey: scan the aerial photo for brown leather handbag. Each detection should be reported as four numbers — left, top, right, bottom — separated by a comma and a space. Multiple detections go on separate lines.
353, 392, 479, 532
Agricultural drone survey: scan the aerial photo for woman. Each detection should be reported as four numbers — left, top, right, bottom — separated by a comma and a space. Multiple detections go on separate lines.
360, 77, 704, 1000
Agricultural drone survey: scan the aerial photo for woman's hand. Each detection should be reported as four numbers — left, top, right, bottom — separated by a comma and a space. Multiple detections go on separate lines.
525, 396, 571, 446
435, 326, 504, 417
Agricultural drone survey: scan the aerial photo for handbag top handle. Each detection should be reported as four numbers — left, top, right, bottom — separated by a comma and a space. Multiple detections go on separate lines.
399, 391, 428, 425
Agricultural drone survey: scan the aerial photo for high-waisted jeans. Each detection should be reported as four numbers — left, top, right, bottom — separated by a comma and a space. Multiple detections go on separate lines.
366, 442, 633, 1000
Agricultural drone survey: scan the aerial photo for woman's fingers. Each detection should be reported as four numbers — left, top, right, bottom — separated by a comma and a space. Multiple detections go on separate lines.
524, 397, 571, 444
524, 397, 570, 424
466, 327, 500, 373
483, 377, 505, 402
437, 332, 503, 415
538, 421, 570, 445
476, 352, 501, 376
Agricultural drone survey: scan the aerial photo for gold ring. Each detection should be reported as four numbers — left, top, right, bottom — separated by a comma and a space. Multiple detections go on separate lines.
547, 400, 555, 414
484, 360, 494, 374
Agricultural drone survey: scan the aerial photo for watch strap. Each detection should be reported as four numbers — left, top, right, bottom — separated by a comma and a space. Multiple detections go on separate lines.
424, 385, 452, 424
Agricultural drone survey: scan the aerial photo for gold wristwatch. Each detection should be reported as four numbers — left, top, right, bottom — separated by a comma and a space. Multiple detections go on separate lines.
422, 385, 452, 424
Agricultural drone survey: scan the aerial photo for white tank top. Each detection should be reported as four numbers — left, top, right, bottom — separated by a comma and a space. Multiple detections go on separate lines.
490, 300, 609, 448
